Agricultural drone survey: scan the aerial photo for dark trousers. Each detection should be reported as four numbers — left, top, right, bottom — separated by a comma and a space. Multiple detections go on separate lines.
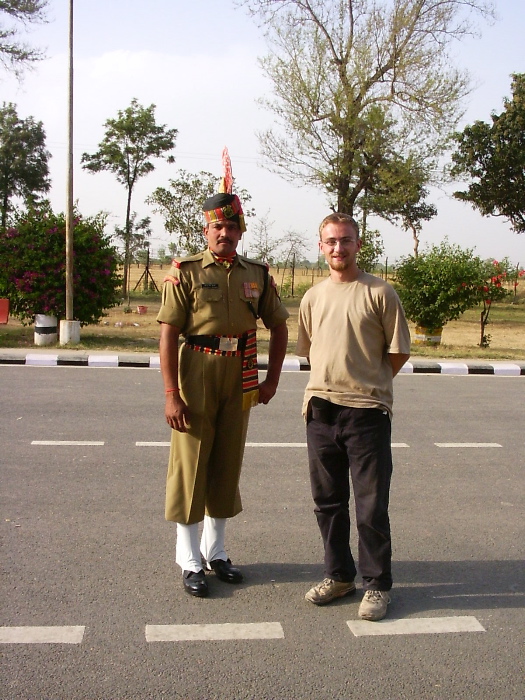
306, 398, 393, 591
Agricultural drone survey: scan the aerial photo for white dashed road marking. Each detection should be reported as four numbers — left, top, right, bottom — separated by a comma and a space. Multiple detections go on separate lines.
145, 622, 284, 642
31, 440, 105, 446
136, 441, 170, 447
135, 442, 410, 448
347, 616, 485, 637
0, 626, 85, 644
434, 443, 502, 448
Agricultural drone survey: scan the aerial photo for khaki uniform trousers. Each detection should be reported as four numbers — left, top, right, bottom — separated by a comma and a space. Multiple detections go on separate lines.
165, 345, 250, 525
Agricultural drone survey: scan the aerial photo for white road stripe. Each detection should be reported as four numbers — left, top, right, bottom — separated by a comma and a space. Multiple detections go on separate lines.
31, 440, 105, 446
246, 442, 306, 447
136, 442, 409, 448
0, 626, 85, 644
347, 616, 485, 637
435, 442, 502, 448
146, 622, 284, 642
136, 441, 170, 447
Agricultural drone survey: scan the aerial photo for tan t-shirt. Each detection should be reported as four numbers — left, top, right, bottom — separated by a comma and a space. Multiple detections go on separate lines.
296, 271, 410, 417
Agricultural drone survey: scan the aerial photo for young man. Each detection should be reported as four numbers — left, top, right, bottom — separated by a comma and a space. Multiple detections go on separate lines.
157, 191, 288, 598
297, 213, 410, 621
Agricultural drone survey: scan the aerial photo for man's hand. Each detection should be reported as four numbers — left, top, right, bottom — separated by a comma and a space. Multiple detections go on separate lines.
165, 393, 190, 432
257, 378, 278, 405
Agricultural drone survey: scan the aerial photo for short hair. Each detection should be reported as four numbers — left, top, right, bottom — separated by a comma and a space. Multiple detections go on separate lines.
319, 213, 360, 239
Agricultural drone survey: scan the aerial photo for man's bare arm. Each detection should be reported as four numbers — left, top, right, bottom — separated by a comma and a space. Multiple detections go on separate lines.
388, 352, 411, 377
159, 322, 189, 432
258, 321, 288, 405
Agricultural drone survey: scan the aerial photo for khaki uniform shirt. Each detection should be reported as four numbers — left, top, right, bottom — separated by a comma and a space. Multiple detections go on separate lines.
157, 249, 289, 334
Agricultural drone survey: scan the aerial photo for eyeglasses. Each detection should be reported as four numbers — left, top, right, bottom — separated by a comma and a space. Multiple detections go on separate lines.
321, 237, 358, 248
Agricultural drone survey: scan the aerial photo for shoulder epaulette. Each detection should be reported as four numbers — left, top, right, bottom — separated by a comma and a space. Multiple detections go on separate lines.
180, 252, 204, 263
163, 274, 180, 286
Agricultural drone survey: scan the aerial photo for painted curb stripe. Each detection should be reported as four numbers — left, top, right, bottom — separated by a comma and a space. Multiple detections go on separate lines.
88, 355, 119, 367
347, 616, 485, 637
490, 362, 521, 376
438, 362, 469, 375
435, 442, 502, 448
0, 626, 85, 644
281, 358, 300, 371
1, 355, 524, 374
145, 622, 284, 642
31, 440, 105, 446
25, 354, 58, 366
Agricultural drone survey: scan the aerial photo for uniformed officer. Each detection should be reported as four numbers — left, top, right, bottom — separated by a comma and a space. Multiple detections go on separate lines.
157, 191, 289, 597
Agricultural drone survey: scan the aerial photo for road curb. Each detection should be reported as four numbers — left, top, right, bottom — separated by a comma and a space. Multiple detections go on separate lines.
0, 352, 524, 375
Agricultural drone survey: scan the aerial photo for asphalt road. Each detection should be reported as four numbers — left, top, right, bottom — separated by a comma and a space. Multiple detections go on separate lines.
1, 367, 524, 700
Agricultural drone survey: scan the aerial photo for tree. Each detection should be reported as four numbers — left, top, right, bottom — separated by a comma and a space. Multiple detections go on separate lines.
278, 228, 308, 296
0, 203, 121, 326
393, 240, 503, 334
0, 0, 48, 76
239, 0, 494, 214
81, 98, 177, 295
249, 211, 280, 264
113, 212, 152, 265
357, 227, 384, 273
0, 102, 50, 229
363, 154, 437, 257
451, 73, 525, 234
147, 169, 255, 255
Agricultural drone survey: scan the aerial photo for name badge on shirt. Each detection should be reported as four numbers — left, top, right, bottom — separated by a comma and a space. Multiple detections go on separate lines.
243, 282, 260, 299
202, 283, 219, 289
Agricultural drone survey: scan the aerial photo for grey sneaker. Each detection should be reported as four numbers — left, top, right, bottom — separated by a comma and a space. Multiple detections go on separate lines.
358, 590, 390, 620
305, 578, 356, 605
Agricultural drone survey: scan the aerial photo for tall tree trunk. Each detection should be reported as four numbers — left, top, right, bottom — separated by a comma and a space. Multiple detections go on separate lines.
411, 225, 420, 258
123, 186, 133, 304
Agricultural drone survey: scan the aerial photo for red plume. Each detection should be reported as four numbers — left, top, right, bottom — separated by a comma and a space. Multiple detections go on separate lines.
220, 146, 233, 194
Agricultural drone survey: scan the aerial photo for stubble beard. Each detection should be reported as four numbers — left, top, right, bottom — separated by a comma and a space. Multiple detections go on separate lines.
328, 256, 349, 272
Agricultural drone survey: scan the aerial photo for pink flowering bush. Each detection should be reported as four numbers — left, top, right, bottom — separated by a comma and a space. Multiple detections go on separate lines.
0, 204, 122, 325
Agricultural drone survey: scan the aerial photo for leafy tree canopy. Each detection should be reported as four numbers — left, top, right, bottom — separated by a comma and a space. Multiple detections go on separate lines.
0, 101, 50, 229
238, 0, 494, 214
0, 0, 48, 76
82, 98, 177, 294
451, 73, 525, 234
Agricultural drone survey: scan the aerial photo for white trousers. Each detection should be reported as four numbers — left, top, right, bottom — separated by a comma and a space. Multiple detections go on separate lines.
175, 516, 228, 573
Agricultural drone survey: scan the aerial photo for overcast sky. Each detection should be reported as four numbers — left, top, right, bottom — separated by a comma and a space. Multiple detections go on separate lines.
2, 0, 524, 265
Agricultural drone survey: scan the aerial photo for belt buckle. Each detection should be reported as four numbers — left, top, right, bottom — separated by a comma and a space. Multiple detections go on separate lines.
219, 337, 238, 352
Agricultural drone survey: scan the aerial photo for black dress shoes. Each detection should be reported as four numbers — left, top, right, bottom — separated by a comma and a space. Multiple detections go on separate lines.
209, 558, 244, 584
183, 569, 208, 597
